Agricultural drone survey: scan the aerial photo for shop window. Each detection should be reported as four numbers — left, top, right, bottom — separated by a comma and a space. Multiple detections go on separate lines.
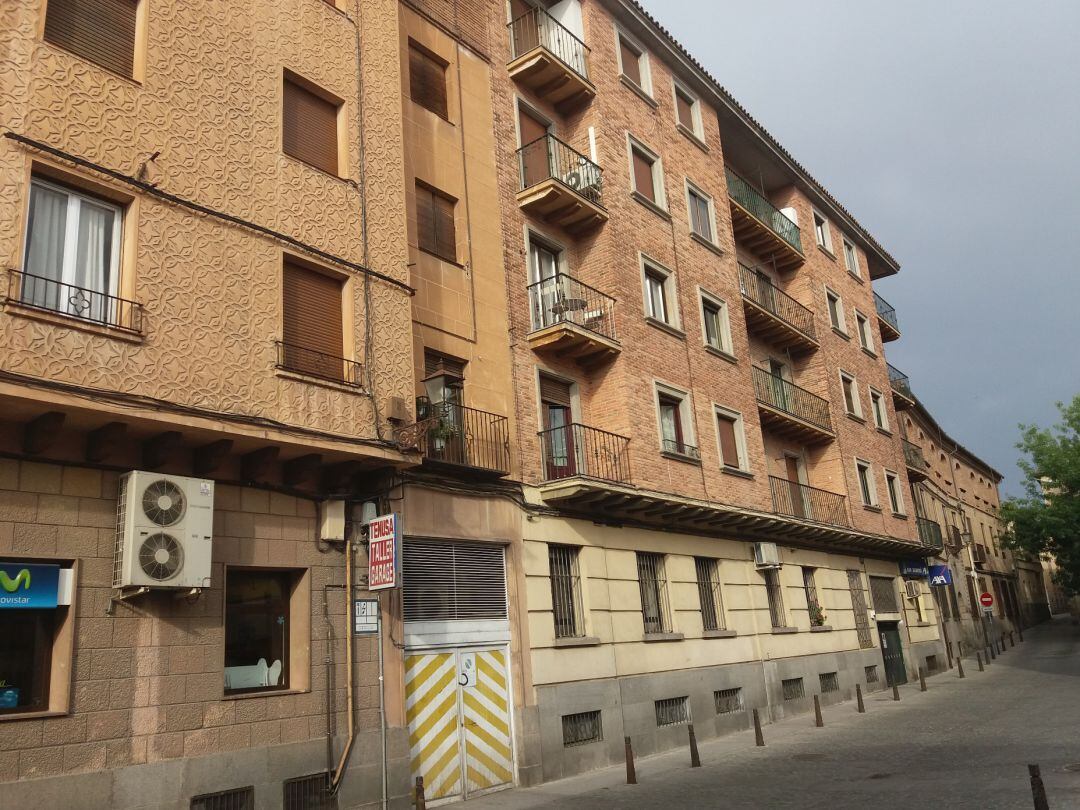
225, 568, 307, 695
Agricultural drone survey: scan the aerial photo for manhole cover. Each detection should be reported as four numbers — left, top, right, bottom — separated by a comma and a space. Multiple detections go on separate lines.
1064, 763, 1080, 773
867, 773, 892, 780
792, 753, 828, 762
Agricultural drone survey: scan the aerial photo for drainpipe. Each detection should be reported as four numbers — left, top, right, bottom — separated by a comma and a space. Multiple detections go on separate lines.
331, 537, 356, 794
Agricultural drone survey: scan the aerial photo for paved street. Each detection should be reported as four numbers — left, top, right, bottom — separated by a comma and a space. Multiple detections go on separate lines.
471, 618, 1080, 809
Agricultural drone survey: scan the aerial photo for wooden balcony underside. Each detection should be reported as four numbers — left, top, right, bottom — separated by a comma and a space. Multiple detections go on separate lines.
878, 314, 901, 343
757, 404, 835, 445
528, 322, 620, 368
892, 387, 915, 410
729, 202, 804, 273
741, 299, 818, 353
906, 460, 929, 482
517, 179, 607, 234
508, 49, 595, 111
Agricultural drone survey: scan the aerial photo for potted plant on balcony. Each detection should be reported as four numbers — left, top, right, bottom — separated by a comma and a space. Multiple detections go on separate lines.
808, 602, 828, 628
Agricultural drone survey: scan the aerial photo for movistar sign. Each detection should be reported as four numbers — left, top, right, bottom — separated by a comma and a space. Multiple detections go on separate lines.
0, 563, 60, 608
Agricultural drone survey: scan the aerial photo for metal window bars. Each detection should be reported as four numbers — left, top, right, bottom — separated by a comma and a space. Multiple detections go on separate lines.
275, 341, 363, 387
190, 787, 255, 810
724, 168, 803, 254
848, 570, 875, 649
694, 557, 724, 631
764, 568, 786, 628
9, 269, 144, 333
714, 687, 743, 715
283, 773, 337, 810
654, 696, 690, 727
738, 264, 816, 340
507, 5, 590, 81
917, 517, 944, 550
819, 672, 839, 694
637, 552, 670, 634
561, 710, 602, 747
864, 665, 879, 683
769, 476, 850, 527
802, 567, 824, 626
869, 576, 900, 614
527, 272, 617, 342
661, 437, 701, 459
548, 544, 585, 639
752, 366, 833, 433
517, 133, 604, 207
781, 678, 805, 701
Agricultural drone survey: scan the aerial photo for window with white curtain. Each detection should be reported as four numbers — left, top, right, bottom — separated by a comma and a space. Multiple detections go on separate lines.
22, 178, 122, 322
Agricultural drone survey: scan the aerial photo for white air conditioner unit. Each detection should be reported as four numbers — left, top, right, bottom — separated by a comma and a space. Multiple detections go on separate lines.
753, 542, 781, 568
904, 580, 922, 600
114, 471, 214, 589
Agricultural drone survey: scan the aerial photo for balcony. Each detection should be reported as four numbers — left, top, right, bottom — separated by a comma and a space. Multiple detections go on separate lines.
662, 438, 701, 461
752, 367, 834, 444
874, 292, 900, 342
405, 398, 510, 476
725, 169, 804, 272
769, 476, 850, 527
738, 265, 818, 353
888, 363, 915, 409
903, 439, 929, 481
7, 269, 144, 334
527, 273, 619, 367
973, 544, 990, 568
538, 423, 631, 485
917, 517, 944, 551
507, 6, 595, 111
275, 341, 363, 388
517, 134, 607, 234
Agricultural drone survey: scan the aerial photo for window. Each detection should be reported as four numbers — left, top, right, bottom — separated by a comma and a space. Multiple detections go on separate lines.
0, 606, 56, 715
654, 696, 690, 727
224, 569, 297, 694
802, 567, 823, 626
782, 678, 804, 701
840, 372, 862, 418
700, 291, 731, 354
415, 182, 457, 263
549, 545, 585, 639
825, 288, 846, 333
673, 82, 702, 139
629, 139, 664, 207
714, 407, 747, 471
885, 471, 905, 514
869, 576, 899, 613
20, 177, 123, 324
819, 672, 839, 693
409, 41, 448, 119
191, 786, 255, 810
44, 0, 138, 79
813, 209, 832, 251
283, 72, 341, 175
686, 182, 715, 243
864, 665, 879, 683
695, 557, 725, 631
281, 260, 346, 381
854, 311, 874, 353
643, 259, 677, 326
617, 32, 650, 94
870, 388, 888, 431
842, 237, 861, 278
714, 687, 743, 715
848, 570, 874, 648
764, 568, 786, 628
562, 711, 603, 746
636, 552, 671, 634
856, 459, 878, 507
403, 541, 507, 621
656, 386, 696, 457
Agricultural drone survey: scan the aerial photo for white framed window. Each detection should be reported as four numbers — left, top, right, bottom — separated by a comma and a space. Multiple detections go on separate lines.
698, 288, 732, 354
842, 236, 861, 278
672, 79, 703, 140
714, 405, 748, 472
812, 208, 833, 252
885, 470, 905, 515
685, 180, 716, 244
825, 287, 846, 333
628, 135, 666, 209
856, 458, 878, 507
869, 387, 888, 431
642, 256, 678, 328
616, 29, 652, 96
654, 382, 696, 457
840, 371, 862, 418
855, 309, 874, 353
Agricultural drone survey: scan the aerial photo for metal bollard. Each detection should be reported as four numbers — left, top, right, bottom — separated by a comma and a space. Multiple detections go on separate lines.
856, 683, 865, 713
752, 708, 765, 747
892, 682, 901, 701
1019, 628, 1024, 642
918, 667, 927, 692
1029, 764, 1050, 810
958, 656, 966, 678
625, 736, 637, 784
989, 644, 996, 661
813, 694, 824, 727
976, 652, 983, 672
1009, 632, 1015, 648
415, 776, 426, 810
688, 723, 701, 768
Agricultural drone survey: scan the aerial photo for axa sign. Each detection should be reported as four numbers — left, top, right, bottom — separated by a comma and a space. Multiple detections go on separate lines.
0, 563, 60, 609
928, 564, 953, 587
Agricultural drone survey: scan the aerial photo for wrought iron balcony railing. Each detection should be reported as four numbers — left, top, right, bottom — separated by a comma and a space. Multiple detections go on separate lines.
888, 363, 913, 399
508, 5, 590, 81
738, 265, 816, 340
528, 272, 616, 342
538, 423, 631, 484
725, 169, 802, 254
903, 439, 929, 473
874, 291, 899, 333
917, 517, 944, 550
412, 397, 510, 474
662, 438, 700, 460
275, 341, 363, 387
752, 367, 833, 433
8, 269, 144, 333
769, 476, 849, 527
518, 134, 604, 208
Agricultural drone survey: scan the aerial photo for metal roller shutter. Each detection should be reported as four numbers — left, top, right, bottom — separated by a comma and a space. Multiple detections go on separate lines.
403, 540, 507, 622
283, 75, 339, 175
538, 375, 571, 407
282, 261, 344, 378
44, 0, 138, 79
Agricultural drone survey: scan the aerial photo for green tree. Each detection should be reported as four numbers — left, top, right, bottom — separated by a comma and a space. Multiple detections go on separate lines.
1001, 395, 1080, 595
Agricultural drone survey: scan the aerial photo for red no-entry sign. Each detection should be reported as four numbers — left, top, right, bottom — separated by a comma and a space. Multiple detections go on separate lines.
979, 592, 994, 608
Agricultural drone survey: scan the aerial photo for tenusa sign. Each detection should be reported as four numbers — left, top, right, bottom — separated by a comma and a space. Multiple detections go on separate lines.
367, 513, 401, 591
979, 591, 994, 608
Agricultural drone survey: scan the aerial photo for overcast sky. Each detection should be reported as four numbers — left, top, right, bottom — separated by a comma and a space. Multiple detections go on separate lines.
637, 0, 1080, 496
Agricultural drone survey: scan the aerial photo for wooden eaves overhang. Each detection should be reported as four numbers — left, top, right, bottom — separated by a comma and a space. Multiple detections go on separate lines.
538, 478, 930, 559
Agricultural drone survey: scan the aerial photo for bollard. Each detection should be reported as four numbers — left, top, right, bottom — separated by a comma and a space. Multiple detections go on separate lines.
813, 694, 824, 727
1009, 632, 1015, 648
414, 776, 426, 810
989, 644, 996, 661
918, 667, 927, 692
976, 652, 983, 672
688, 723, 701, 768
957, 656, 966, 678
1029, 764, 1050, 810
1019, 628, 1024, 642
892, 682, 901, 701
856, 683, 866, 713
625, 736, 637, 784
999, 637, 1005, 654
752, 708, 765, 747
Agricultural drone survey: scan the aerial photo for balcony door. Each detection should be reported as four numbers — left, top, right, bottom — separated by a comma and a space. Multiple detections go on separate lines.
510, 0, 540, 56
540, 375, 576, 480
784, 453, 808, 520
529, 236, 561, 331
518, 105, 551, 190
769, 358, 790, 412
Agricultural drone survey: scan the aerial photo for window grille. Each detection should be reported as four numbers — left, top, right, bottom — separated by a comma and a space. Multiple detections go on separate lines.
403, 541, 507, 622
191, 787, 255, 810
561, 710, 602, 747
655, 696, 690, 727
283, 773, 337, 810
781, 678, 804, 701
925, 655, 940, 674
549, 545, 585, 639
694, 557, 724, 631
764, 568, 786, 628
819, 672, 839, 693
869, 576, 900, 613
847, 570, 874, 649
637, 552, 670, 634
864, 665, 879, 684
714, 687, 743, 715
802, 566, 820, 620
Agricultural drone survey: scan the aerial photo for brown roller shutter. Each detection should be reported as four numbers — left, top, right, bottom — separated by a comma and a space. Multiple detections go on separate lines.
283, 74, 339, 176
424, 350, 465, 379
539, 375, 572, 407
632, 148, 655, 202
415, 182, 457, 263
409, 42, 448, 119
676, 91, 695, 130
282, 261, 344, 380
619, 38, 642, 86
44, 0, 137, 79
716, 415, 740, 468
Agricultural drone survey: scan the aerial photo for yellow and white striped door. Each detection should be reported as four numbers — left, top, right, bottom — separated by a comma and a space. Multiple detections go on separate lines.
406, 652, 463, 802
461, 649, 513, 795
